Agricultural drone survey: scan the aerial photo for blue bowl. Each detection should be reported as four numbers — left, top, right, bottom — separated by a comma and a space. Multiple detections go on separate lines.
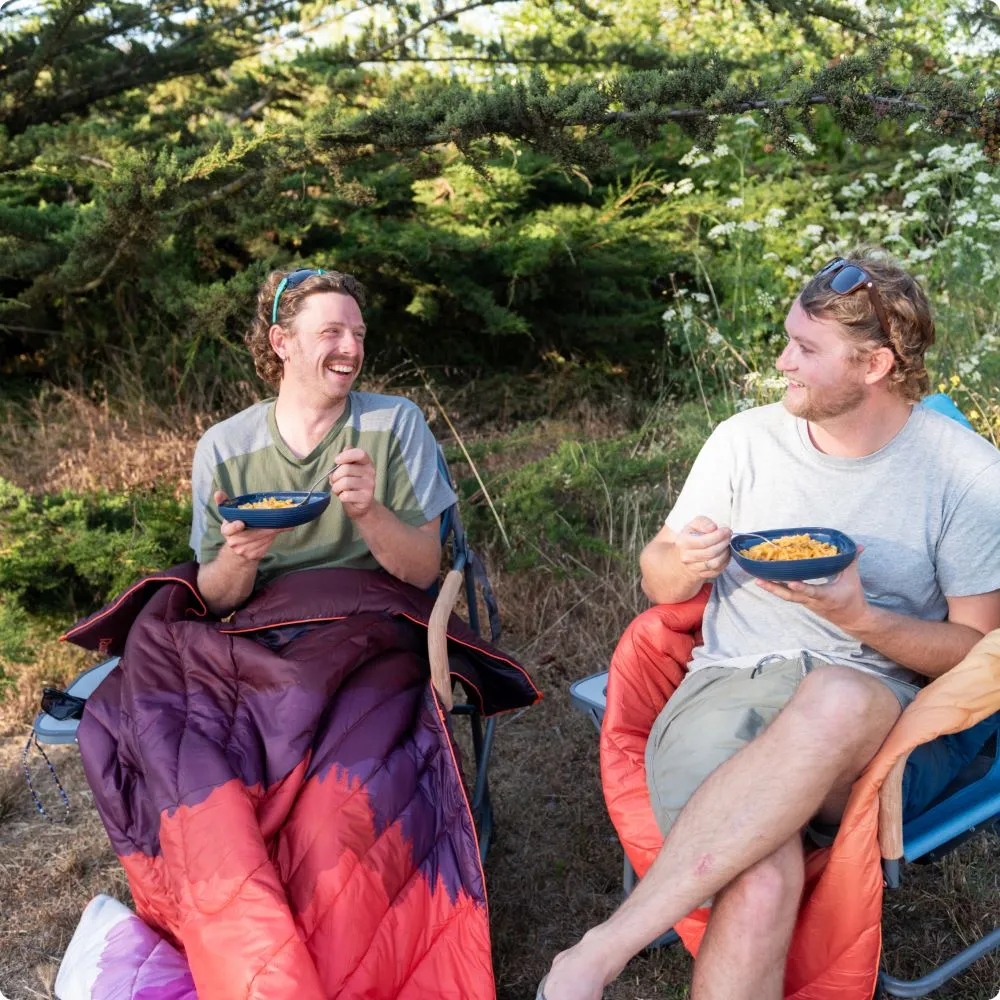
730, 527, 857, 584
219, 491, 330, 529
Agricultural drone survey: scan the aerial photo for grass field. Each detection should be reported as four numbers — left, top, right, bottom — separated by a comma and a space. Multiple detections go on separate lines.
0, 392, 997, 1000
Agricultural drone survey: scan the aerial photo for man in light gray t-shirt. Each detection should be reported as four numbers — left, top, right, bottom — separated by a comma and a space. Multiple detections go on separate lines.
536, 251, 1000, 1000
666, 399, 1000, 696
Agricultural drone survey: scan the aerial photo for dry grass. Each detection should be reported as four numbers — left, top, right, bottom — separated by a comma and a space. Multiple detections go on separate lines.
1, 404, 998, 999
0, 389, 214, 497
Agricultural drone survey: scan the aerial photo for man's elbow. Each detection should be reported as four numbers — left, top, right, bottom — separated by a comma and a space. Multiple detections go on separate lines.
639, 544, 664, 604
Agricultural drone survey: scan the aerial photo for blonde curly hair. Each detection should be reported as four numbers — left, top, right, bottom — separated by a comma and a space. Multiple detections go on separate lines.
246, 268, 367, 389
798, 248, 934, 403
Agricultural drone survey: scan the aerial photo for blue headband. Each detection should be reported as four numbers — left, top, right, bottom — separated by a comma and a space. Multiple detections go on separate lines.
271, 268, 327, 324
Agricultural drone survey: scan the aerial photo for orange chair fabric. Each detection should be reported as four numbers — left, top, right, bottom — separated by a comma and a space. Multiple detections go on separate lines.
601, 592, 1000, 1000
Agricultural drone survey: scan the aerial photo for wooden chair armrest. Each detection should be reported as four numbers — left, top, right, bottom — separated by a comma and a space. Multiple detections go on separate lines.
428, 569, 463, 712
878, 753, 910, 862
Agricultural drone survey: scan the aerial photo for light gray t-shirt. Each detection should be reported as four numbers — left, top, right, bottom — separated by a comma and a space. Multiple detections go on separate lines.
665, 403, 1000, 689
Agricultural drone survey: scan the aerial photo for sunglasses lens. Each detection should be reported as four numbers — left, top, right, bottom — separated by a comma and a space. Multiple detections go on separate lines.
286, 268, 324, 291
829, 265, 866, 294
818, 258, 845, 276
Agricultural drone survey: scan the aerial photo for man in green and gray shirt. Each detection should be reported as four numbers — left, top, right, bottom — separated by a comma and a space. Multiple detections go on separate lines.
190, 267, 455, 617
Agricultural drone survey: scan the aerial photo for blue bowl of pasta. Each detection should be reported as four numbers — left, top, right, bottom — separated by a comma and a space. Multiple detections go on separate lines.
219, 491, 330, 529
730, 527, 857, 584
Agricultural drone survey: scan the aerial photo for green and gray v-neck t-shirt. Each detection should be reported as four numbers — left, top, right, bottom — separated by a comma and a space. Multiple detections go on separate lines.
189, 393, 456, 585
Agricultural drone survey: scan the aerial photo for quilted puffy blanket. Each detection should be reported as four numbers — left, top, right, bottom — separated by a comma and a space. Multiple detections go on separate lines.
59, 563, 540, 1000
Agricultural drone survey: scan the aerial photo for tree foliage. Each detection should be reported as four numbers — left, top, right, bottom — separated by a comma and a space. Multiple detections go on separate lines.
1, 0, 998, 405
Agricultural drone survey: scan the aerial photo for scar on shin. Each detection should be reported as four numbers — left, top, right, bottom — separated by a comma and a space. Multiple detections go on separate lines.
694, 854, 714, 876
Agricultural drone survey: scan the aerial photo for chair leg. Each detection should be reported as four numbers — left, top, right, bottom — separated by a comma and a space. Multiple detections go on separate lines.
879, 926, 1000, 997
467, 712, 497, 862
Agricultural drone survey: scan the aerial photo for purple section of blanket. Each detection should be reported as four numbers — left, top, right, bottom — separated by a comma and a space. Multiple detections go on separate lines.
74, 570, 534, 911
92, 914, 195, 1000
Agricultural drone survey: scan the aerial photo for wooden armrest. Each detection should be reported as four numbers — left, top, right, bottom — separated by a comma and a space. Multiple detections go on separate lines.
878, 754, 909, 862
428, 568, 463, 712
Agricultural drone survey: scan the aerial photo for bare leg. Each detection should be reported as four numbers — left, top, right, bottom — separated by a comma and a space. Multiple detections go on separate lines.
691, 836, 805, 1000
540, 666, 901, 1000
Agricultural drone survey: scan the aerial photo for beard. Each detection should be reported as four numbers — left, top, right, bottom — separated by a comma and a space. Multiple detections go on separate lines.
782, 380, 866, 422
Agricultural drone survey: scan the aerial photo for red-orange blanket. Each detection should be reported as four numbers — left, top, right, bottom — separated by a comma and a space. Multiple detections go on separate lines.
601, 590, 1000, 1000
63, 565, 540, 1000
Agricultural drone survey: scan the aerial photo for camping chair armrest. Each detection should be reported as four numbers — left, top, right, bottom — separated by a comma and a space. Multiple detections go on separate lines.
878, 753, 910, 862
429, 568, 463, 712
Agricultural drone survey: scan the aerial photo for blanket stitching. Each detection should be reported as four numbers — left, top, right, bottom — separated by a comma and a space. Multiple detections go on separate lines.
59, 574, 206, 643
331, 760, 464, 994
299, 737, 446, 947
279, 732, 431, 894
244, 929, 309, 998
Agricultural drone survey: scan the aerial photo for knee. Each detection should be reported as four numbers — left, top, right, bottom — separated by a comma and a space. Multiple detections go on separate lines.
726, 843, 805, 923
794, 665, 898, 735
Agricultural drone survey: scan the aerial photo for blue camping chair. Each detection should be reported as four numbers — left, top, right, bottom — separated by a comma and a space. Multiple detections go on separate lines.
31, 446, 504, 863
569, 393, 1000, 996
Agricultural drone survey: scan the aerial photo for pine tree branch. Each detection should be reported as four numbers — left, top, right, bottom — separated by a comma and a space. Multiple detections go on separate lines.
601, 93, 930, 122
70, 225, 138, 294
325, 90, 938, 151
174, 172, 263, 215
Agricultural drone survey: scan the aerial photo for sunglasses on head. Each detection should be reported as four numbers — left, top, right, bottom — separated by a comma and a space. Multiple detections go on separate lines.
815, 258, 891, 340
271, 268, 327, 325
41, 687, 88, 722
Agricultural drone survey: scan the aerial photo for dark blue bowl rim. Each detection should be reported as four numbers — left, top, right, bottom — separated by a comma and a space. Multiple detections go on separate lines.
220, 491, 330, 509
730, 527, 856, 563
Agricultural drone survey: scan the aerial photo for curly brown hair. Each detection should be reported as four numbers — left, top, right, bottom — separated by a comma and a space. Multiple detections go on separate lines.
798, 248, 934, 403
245, 268, 367, 389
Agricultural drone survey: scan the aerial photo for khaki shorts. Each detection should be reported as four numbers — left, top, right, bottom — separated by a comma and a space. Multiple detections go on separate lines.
645, 653, 918, 841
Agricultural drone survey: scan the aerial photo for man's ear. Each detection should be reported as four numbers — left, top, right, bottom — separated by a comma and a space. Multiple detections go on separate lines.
864, 345, 896, 385
268, 323, 287, 360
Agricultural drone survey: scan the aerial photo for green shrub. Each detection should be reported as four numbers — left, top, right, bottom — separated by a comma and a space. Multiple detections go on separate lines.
0, 479, 191, 629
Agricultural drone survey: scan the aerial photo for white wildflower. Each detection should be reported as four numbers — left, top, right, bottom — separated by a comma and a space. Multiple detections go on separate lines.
740, 220, 762, 232
764, 207, 787, 228
713, 143, 731, 158
784, 265, 802, 279
839, 181, 867, 199
734, 116, 759, 128
692, 292, 710, 304
974, 172, 993, 186
789, 133, 818, 155
955, 210, 979, 227
675, 178, 695, 195
707, 222, 737, 240
661, 309, 677, 322
706, 328, 724, 346
727, 197, 744, 208
679, 147, 706, 166
927, 144, 956, 163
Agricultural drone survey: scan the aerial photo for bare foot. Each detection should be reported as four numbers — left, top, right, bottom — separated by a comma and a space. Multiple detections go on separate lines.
539, 936, 618, 1000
